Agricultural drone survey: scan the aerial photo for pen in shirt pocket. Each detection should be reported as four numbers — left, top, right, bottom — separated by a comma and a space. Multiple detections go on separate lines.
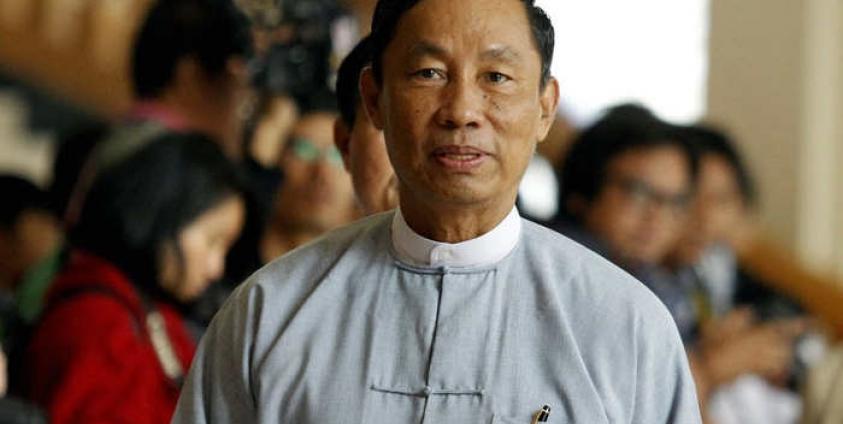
531, 405, 551, 423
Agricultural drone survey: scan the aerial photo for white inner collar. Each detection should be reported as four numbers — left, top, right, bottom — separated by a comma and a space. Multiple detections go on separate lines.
391, 206, 522, 268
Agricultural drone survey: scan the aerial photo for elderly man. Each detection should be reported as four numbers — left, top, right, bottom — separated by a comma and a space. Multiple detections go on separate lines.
173, 0, 701, 422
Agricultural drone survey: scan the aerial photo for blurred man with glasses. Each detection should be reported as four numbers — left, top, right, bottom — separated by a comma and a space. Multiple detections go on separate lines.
553, 103, 697, 273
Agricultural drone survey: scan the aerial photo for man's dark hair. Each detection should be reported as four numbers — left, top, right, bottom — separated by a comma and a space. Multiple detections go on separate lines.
336, 36, 373, 128
557, 103, 699, 221
369, 0, 554, 88
684, 124, 757, 207
0, 175, 51, 230
131, 0, 252, 99
297, 87, 339, 116
71, 133, 245, 299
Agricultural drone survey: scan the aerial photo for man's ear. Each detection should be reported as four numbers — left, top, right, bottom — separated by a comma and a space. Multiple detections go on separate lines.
360, 66, 385, 130
537, 77, 560, 142
333, 118, 352, 171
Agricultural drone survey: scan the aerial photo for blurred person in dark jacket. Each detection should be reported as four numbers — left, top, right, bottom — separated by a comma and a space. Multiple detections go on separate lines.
24, 133, 245, 424
664, 125, 810, 424
0, 176, 56, 424
0, 176, 62, 342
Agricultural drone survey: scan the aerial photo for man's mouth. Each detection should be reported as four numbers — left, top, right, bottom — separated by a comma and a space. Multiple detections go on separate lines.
430, 146, 489, 171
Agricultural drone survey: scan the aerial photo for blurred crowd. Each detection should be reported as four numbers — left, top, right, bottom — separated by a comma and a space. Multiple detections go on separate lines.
1, 0, 843, 423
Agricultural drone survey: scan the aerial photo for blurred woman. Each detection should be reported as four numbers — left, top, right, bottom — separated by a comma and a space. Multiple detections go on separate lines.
24, 133, 245, 423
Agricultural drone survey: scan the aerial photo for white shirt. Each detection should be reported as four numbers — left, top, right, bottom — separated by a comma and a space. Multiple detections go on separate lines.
390, 206, 522, 268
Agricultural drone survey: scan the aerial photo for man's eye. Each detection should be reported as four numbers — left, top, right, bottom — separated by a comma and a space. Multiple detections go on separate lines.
486, 72, 511, 83
413, 69, 442, 79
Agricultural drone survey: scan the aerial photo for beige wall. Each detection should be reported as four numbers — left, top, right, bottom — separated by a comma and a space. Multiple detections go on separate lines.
706, 0, 805, 246
707, 0, 843, 275
797, 0, 843, 274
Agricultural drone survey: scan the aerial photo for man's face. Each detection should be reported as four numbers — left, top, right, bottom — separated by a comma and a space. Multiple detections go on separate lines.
339, 103, 398, 215
583, 146, 692, 267
0, 210, 61, 288
363, 0, 558, 210
275, 112, 356, 233
671, 154, 747, 265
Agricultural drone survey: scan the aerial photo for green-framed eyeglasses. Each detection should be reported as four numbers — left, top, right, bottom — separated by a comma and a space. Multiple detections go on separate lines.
288, 137, 344, 168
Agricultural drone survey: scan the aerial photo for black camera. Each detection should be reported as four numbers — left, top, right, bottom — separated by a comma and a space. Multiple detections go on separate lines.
249, 0, 347, 106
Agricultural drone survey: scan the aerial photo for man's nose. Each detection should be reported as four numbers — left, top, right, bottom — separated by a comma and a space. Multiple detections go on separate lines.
435, 78, 484, 130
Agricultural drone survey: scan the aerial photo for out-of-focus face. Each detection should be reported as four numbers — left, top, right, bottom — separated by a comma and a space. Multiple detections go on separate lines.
276, 112, 357, 232
340, 103, 398, 215
14, 211, 61, 273
362, 0, 558, 212
0, 210, 61, 288
583, 145, 692, 267
671, 154, 746, 266
159, 195, 245, 302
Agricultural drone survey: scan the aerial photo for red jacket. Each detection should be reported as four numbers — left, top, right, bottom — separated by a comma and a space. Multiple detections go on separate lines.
25, 251, 196, 424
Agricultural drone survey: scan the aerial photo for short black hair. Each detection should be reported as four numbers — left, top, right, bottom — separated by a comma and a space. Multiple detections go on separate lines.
684, 124, 757, 207
369, 0, 554, 88
71, 132, 245, 297
296, 88, 339, 116
131, 0, 251, 99
336, 36, 373, 128
558, 103, 699, 221
0, 175, 51, 230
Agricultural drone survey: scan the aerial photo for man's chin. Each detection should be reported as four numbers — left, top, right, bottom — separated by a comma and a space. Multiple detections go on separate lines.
424, 178, 500, 204
429, 190, 491, 207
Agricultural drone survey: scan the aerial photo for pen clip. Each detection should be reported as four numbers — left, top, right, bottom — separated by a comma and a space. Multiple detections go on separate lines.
531, 405, 551, 423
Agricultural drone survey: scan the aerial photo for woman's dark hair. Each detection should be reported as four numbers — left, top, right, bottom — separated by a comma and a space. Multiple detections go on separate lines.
49, 123, 109, 220
71, 132, 245, 297
369, 0, 554, 88
557, 103, 699, 221
684, 124, 757, 208
132, 0, 251, 99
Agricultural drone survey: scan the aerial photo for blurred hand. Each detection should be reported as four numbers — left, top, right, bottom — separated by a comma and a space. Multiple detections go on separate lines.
699, 307, 754, 346
250, 95, 299, 168
700, 317, 808, 387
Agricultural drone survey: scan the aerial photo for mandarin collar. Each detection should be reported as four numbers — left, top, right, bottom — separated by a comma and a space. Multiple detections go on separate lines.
390, 206, 521, 268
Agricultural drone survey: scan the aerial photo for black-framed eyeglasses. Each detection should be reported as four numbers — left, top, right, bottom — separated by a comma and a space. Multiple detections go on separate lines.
607, 175, 692, 215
